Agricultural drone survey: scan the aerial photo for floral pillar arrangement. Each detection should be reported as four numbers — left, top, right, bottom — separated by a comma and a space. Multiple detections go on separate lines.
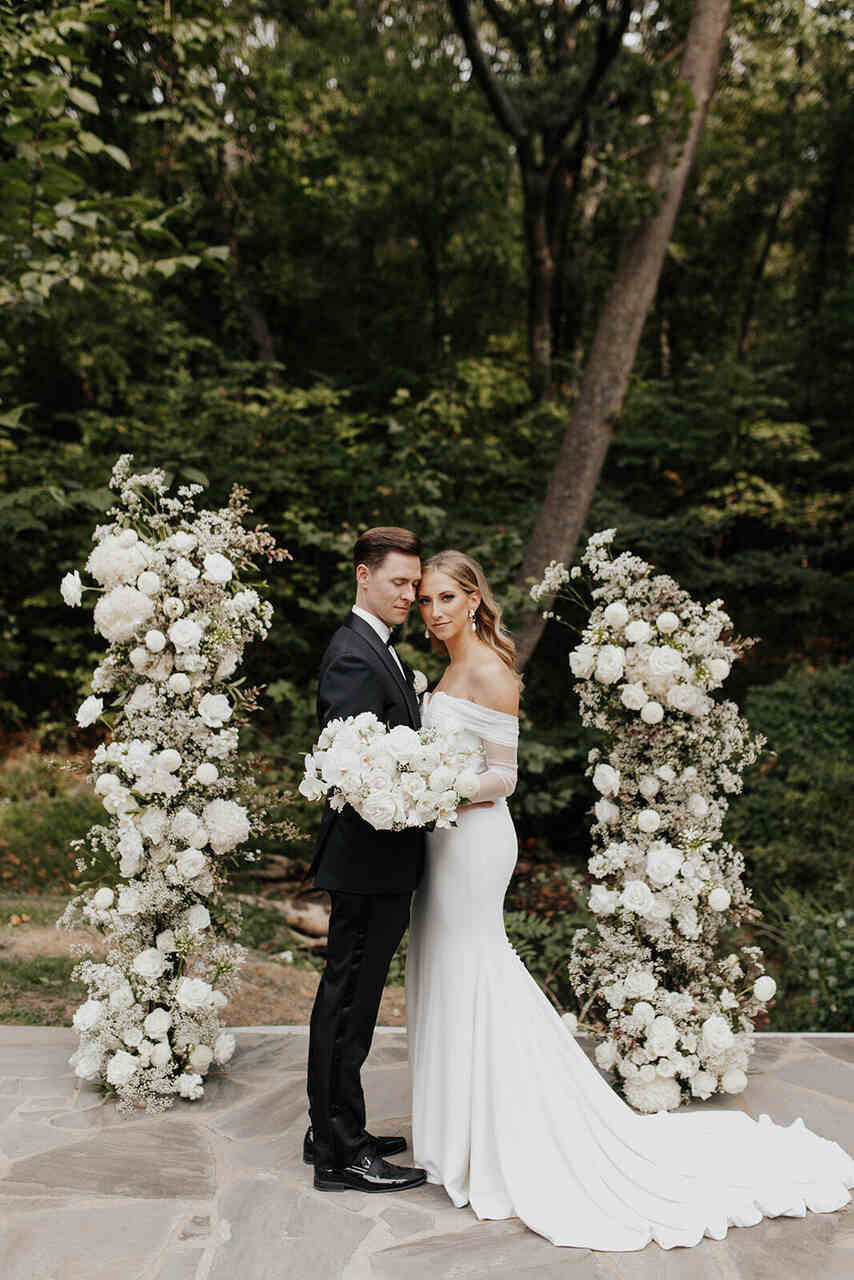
58, 455, 289, 1112
531, 530, 777, 1113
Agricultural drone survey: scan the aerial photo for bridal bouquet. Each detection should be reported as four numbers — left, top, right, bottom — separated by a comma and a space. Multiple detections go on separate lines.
57, 455, 291, 1113
300, 713, 483, 830
532, 529, 776, 1113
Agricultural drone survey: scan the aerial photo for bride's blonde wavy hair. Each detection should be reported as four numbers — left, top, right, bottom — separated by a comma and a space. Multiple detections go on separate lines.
423, 550, 522, 684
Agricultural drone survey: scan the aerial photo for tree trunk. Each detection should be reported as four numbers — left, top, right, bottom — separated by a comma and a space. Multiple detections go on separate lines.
513, 0, 732, 669
523, 166, 557, 401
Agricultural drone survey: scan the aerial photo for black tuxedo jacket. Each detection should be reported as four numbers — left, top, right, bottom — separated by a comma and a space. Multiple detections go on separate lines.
309, 612, 426, 894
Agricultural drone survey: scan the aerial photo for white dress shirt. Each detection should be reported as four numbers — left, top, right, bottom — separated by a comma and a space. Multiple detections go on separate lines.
351, 605, 406, 678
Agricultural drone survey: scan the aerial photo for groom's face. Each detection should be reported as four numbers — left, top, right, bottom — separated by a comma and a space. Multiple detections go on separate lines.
357, 551, 422, 628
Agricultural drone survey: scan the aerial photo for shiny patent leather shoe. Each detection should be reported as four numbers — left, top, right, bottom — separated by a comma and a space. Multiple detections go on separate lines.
313, 1149, 427, 1194
303, 1125, 407, 1165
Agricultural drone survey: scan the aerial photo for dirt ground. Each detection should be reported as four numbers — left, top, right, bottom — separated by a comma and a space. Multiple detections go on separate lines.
0, 919, 407, 1027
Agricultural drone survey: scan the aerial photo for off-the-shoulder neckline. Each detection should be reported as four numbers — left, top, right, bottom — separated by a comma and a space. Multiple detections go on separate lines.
426, 689, 519, 721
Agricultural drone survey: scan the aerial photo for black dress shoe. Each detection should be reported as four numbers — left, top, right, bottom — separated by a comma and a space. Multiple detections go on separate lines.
302, 1125, 407, 1165
313, 1149, 427, 1194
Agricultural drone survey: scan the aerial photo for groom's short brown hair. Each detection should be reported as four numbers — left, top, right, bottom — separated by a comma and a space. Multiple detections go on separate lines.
353, 526, 422, 571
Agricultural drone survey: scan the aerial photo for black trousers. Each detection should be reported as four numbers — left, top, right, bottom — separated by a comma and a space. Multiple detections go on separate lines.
307, 889, 412, 1170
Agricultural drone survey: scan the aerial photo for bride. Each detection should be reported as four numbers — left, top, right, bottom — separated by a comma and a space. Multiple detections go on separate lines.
406, 549, 854, 1252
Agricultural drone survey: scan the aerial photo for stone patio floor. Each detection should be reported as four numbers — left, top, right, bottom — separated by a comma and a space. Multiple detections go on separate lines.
1, 1028, 853, 1280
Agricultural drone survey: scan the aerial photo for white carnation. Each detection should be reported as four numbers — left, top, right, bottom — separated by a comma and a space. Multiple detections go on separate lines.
143, 1007, 172, 1039
76, 695, 103, 727
595, 1039, 618, 1071
87, 534, 148, 588
202, 799, 250, 854
93, 587, 154, 643
624, 1075, 681, 1112
106, 1049, 139, 1087
701, 1014, 734, 1054
214, 1031, 236, 1064
72, 999, 104, 1032
198, 693, 232, 728
589, 885, 619, 915
202, 553, 234, 583
60, 570, 83, 607
189, 1043, 214, 1071
177, 1072, 204, 1100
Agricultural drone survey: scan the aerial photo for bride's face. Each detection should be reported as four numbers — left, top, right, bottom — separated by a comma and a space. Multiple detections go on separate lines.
417, 569, 478, 643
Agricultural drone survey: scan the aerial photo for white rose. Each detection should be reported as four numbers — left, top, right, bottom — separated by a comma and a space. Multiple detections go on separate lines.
412, 670, 428, 695
687, 792, 709, 818
647, 1015, 678, 1057
594, 797, 619, 824
690, 1070, 717, 1099
189, 1044, 214, 1072
647, 645, 684, 678
132, 948, 166, 980
186, 904, 211, 932
158, 748, 182, 772
386, 724, 422, 764
603, 601, 629, 629
620, 880, 655, 916
214, 650, 239, 682
169, 531, 196, 553
150, 1041, 172, 1068
72, 1045, 102, 1080
625, 619, 651, 644
137, 570, 161, 596
722, 1068, 747, 1094
73, 999, 105, 1032
144, 1007, 172, 1039
145, 629, 167, 653
168, 672, 192, 695
594, 644, 625, 684
589, 885, 619, 915
202, 553, 234, 583
360, 792, 397, 831
76, 695, 103, 727
637, 808, 661, 834
569, 644, 597, 679
667, 683, 702, 714
169, 618, 204, 651
198, 693, 232, 729
656, 611, 680, 634
176, 977, 214, 1012
455, 768, 481, 800
176, 848, 207, 879
708, 887, 731, 911
177, 1072, 204, 1100
214, 1031, 236, 1064
592, 763, 620, 796
701, 1014, 734, 1054
195, 762, 219, 785
122, 1026, 143, 1048
202, 798, 250, 853
708, 657, 730, 682
640, 701, 664, 724
646, 842, 683, 886
619, 682, 648, 711
623, 970, 658, 998
94, 772, 120, 795
631, 1001, 655, 1027
428, 764, 455, 793
60, 570, 83, 607
92, 886, 115, 910
106, 1050, 139, 1087
595, 1040, 618, 1071
753, 976, 776, 1002
638, 775, 660, 800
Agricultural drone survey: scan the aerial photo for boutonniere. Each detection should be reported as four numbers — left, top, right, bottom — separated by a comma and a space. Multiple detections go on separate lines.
412, 669, 428, 695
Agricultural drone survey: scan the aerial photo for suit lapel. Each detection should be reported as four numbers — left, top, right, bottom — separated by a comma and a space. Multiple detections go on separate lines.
344, 613, 420, 727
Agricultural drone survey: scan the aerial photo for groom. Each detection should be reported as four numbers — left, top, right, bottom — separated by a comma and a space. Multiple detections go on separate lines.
304, 526, 427, 1193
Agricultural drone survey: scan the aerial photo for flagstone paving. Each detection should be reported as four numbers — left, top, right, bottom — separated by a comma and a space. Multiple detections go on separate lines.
1, 1027, 852, 1280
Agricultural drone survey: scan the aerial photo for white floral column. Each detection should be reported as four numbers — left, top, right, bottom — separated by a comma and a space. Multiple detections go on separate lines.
59, 455, 289, 1112
531, 530, 777, 1112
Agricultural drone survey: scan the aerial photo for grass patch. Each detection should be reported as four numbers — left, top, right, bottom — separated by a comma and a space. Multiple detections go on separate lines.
0, 953, 86, 1026
233, 898, 323, 972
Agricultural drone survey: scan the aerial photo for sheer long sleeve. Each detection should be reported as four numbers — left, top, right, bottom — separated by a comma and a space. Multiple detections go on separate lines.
471, 738, 518, 802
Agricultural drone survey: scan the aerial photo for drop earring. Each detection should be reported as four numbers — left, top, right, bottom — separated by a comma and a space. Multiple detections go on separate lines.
469, 609, 477, 632
424, 628, 430, 639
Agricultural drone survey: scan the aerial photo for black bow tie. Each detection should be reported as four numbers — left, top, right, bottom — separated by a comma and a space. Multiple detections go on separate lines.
386, 632, 397, 647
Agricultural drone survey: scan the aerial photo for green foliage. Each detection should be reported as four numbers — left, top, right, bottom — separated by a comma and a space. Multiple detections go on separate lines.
0, 750, 103, 892
756, 883, 854, 1032
0, 951, 85, 1026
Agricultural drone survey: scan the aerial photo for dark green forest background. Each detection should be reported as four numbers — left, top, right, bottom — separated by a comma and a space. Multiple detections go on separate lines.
1, 1, 852, 1029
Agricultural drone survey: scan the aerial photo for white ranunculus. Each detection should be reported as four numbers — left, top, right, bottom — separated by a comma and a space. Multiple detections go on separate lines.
168, 672, 192, 695
202, 553, 234, 583
176, 977, 214, 1012
106, 1049, 139, 1087
722, 1068, 747, 1094
647, 1015, 678, 1056
690, 1070, 717, 1100
87, 534, 148, 588
569, 644, 597, 679
708, 887, 731, 912
623, 970, 658, 999
589, 885, 619, 915
361, 792, 398, 831
132, 948, 166, 980
198, 692, 232, 729
157, 748, 182, 772
603, 601, 629, 629
137, 570, 161, 596
92, 886, 114, 910
708, 657, 730, 682
60, 570, 83, 607
620, 682, 648, 711
594, 644, 625, 684
646, 842, 683, 887
625, 619, 652, 644
595, 1039, 618, 1071
640, 701, 664, 725
647, 645, 684, 679
73, 999, 105, 1032
592, 763, 620, 796
194, 762, 219, 785
214, 1031, 236, 1064
202, 798, 250, 854
76, 695, 103, 727
753, 976, 777, 1002
144, 629, 167, 653
150, 1041, 172, 1068
178, 1072, 204, 1100
656, 611, 680, 634
143, 1007, 172, 1039
186, 904, 211, 932
594, 797, 619, 824
169, 618, 204, 651
701, 1014, 734, 1054
189, 1043, 214, 1071
637, 775, 660, 800
637, 808, 661, 834
687, 792, 709, 818
620, 880, 655, 916
176, 848, 207, 880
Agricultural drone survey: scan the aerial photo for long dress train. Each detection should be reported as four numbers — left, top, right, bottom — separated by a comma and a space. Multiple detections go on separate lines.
406, 690, 854, 1251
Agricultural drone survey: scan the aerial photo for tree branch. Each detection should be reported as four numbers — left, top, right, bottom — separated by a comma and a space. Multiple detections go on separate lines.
449, 0, 528, 144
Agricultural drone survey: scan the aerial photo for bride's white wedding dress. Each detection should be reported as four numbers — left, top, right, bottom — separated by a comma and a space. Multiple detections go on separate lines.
406, 690, 854, 1251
